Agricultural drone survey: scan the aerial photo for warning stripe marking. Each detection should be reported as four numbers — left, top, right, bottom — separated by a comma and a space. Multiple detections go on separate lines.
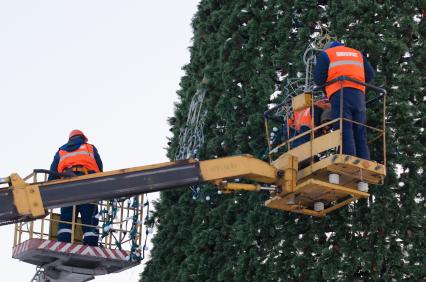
49, 241, 62, 251
12, 239, 131, 261
95, 247, 107, 258
59, 243, 72, 252
38, 240, 51, 249
115, 249, 126, 260
105, 249, 117, 259
70, 244, 83, 254
81, 247, 95, 256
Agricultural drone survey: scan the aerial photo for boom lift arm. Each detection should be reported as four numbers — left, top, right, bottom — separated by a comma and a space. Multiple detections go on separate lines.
0, 155, 281, 226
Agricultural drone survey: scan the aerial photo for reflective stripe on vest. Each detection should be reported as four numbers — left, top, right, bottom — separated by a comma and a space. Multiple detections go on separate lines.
325, 46, 365, 98
57, 144, 100, 173
329, 60, 363, 69
59, 151, 94, 163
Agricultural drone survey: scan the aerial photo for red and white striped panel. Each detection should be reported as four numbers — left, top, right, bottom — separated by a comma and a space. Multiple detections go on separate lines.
12, 239, 129, 261
12, 238, 41, 258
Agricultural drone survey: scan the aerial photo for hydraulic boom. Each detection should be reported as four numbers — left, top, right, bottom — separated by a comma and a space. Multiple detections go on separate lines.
0, 155, 279, 226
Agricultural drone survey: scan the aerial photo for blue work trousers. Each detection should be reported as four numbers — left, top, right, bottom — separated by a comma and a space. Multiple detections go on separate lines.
330, 89, 370, 160
57, 170, 99, 246
57, 204, 99, 246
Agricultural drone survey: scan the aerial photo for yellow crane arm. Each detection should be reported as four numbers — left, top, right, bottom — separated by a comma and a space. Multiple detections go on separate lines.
0, 155, 281, 226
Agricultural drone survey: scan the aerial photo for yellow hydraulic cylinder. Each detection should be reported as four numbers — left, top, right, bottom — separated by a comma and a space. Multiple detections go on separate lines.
220, 182, 261, 192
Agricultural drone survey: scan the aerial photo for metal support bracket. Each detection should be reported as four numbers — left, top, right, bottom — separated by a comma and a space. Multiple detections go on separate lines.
10, 173, 45, 218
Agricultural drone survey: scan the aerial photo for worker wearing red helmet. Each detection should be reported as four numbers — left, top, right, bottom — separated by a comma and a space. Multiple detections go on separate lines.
48, 129, 103, 246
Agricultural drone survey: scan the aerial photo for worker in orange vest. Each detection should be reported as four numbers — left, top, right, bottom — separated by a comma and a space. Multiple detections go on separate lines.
314, 41, 375, 160
48, 130, 103, 246
288, 107, 312, 147
288, 99, 330, 148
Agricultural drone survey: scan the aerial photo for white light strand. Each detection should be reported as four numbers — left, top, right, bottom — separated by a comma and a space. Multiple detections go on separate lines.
175, 82, 208, 161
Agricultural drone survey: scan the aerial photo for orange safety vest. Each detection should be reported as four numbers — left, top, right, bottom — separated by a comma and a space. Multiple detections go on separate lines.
325, 46, 365, 98
289, 107, 312, 131
57, 144, 100, 173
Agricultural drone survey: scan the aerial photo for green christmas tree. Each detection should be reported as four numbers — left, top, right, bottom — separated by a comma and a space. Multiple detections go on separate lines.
142, 1, 424, 281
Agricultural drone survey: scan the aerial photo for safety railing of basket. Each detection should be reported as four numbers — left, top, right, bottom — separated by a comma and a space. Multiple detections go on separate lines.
13, 170, 145, 261
264, 76, 387, 166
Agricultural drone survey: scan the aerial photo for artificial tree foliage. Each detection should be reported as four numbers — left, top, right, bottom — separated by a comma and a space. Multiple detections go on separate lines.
142, 1, 424, 281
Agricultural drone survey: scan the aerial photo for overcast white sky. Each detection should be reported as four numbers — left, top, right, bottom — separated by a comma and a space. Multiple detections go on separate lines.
0, 1, 199, 281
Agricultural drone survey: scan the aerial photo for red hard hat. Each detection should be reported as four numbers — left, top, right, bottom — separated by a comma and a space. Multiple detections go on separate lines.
69, 129, 88, 142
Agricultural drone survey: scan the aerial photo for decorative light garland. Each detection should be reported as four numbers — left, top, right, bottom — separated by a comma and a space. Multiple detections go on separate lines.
95, 195, 151, 262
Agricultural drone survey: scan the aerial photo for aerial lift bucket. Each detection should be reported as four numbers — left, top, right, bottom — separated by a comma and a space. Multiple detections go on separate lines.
264, 76, 387, 216
11, 171, 144, 282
